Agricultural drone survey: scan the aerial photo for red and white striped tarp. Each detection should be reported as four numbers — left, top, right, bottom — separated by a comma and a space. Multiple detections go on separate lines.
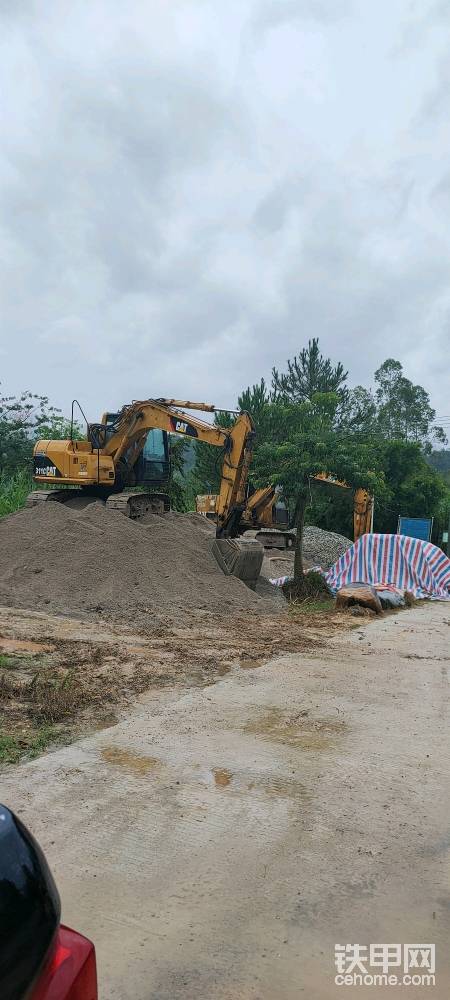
324, 533, 450, 600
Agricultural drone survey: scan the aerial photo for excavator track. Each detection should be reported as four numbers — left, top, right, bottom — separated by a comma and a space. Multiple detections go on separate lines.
105, 491, 171, 519
26, 489, 171, 521
25, 489, 86, 509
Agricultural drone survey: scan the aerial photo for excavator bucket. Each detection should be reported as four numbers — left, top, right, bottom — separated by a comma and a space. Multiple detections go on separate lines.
210, 537, 264, 591
242, 527, 296, 550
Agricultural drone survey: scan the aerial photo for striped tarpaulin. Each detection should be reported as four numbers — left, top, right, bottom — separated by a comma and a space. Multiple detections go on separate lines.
325, 533, 450, 600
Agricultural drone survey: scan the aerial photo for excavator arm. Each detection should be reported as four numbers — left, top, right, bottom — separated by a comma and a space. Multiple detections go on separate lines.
311, 474, 373, 540
100, 399, 255, 534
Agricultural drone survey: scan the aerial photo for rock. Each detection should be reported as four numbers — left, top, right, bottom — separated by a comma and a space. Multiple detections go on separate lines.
349, 605, 376, 618
336, 584, 383, 615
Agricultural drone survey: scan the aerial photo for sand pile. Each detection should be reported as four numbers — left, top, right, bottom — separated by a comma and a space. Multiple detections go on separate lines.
0, 503, 269, 625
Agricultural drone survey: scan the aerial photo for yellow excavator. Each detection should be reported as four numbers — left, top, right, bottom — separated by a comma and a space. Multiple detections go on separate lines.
29, 396, 374, 548
28, 398, 256, 536
196, 485, 292, 546
196, 475, 373, 547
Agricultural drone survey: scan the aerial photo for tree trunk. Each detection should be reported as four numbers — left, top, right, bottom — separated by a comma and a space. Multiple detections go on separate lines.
293, 490, 308, 583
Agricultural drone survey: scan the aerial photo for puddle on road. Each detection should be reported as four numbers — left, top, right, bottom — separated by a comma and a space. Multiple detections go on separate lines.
101, 746, 162, 776
213, 767, 233, 787
208, 663, 232, 681
0, 638, 53, 655
210, 766, 308, 801
239, 658, 265, 670
418, 830, 450, 859
244, 707, 347, 750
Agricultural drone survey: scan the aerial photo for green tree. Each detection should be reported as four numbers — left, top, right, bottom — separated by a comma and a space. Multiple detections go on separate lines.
37, 415, 83, 441
0, 389, 84, 516
340, 385, 378, 434
0, 390, 61, 475
166, 435, 192, 511
374, 440, 447, 534
374, 359, 446, 448
254, 393, 383, 595
271, 338, 348, 405
428, 449, 450, 484
193, 383, 273, 495
192, 410, 234, 494
238, 379, 270, 422
237, 379, 272, 475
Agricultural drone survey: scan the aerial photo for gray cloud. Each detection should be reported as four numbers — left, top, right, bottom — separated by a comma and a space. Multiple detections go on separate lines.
250, 0, 352, 36
0, 0, 448, 424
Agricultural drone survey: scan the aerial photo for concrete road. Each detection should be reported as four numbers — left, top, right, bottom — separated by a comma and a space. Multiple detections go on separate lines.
1, 603, 449, 999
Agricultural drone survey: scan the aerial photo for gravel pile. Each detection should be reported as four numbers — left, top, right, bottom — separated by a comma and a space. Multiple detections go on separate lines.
302, 525, 352, 569
261, 525, 352, 579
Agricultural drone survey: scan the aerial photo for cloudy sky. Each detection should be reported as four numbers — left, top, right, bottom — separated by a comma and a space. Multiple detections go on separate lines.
1, 0, 449, 427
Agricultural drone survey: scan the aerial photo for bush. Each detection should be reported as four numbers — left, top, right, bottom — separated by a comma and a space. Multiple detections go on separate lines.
282, 570, 330, 602
0, 469, 32, 516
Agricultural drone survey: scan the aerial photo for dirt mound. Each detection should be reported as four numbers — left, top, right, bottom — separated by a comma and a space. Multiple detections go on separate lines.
0, 502, 275, 626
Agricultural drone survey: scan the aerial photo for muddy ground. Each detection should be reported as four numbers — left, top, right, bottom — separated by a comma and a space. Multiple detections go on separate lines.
0, 599, 344, 762
0, 600, 449, 998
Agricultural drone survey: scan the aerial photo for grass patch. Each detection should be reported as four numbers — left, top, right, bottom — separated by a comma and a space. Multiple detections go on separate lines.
28, 669, 84, 724
0, 672, 22, 700
0, 726, 58, 764
282, 570, 331, 602
0, 654, 21, 669
0, 655, 84, 766
0, 469, 33, 517
289, 596, 335, 615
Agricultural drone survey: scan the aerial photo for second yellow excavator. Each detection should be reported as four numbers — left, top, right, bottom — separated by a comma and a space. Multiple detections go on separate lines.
196, 475, 373, 547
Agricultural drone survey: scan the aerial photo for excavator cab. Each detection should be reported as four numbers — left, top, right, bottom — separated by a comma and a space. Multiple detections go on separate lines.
102, 414, 171, 487
134, 428, 171, 486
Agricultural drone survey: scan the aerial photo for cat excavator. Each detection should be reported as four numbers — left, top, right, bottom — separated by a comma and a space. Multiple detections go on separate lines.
196, 485, 292, 547
196, 475, 373, 547
27, 398, 256, 536
28, 396, 374, 547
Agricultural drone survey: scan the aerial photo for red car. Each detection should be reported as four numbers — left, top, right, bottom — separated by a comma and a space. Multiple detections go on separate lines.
0, 804, 97, 999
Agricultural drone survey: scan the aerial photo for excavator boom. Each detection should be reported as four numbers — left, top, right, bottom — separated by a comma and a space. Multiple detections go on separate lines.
311, 474, 374, 541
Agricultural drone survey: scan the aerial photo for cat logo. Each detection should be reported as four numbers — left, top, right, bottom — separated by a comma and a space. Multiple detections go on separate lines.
175, 420, 188, 433
35, 465, 57, 476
